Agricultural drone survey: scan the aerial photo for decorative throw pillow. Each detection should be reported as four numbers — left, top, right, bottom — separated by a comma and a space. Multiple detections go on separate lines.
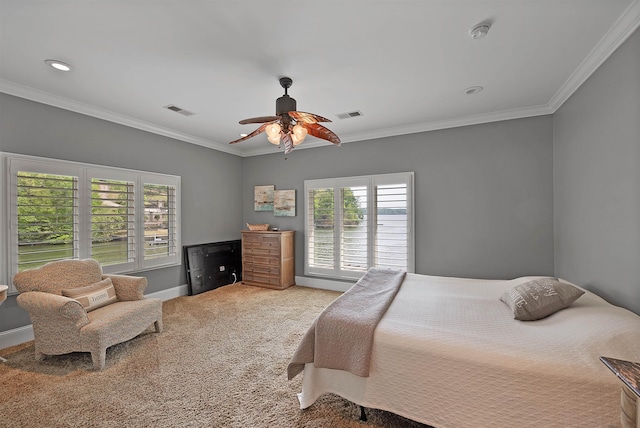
62, 278, 118, 312
500, 278, 584, 321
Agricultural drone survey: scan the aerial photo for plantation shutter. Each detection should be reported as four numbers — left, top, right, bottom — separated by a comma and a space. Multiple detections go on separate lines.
373, 178, 410, 270
144, 183, 178, 262
340, 180, 368, 275
16, 172, 79, 272
306, 186, 335, 273
91, 178, 135, 266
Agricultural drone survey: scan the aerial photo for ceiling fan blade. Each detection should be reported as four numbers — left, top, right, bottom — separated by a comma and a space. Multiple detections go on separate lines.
281, 132, 295, 154
288, 111, 332, 124
228, 122, 273, 144
301, 123, 341, 145
239, 115, 281, 125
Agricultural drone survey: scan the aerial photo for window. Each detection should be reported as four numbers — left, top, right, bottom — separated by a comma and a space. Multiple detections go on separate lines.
16, 171, 78, 271
91, 177, 134, 267
6, 154, 181, 283
143, 182, 178, 267
305, 172, 414, 280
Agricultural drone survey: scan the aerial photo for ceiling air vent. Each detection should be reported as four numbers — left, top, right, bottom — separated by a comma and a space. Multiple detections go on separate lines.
163, 104, 196, 117
336, 110, 363, 120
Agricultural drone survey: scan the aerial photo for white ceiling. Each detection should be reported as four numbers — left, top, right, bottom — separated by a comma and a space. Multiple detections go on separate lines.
1, 1, 639, 157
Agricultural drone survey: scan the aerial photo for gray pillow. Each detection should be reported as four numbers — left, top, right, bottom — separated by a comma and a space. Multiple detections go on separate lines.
500, 278, 584, 321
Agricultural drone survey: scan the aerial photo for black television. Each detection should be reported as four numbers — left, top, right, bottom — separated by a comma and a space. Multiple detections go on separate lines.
183, 240, 242, 295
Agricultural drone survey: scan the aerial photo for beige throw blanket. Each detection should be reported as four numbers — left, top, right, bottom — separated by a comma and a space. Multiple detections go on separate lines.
287, 268, 406, 380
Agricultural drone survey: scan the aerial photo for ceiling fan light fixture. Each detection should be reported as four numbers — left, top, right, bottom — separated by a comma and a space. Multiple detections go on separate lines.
267, 134, 281, 145
265, 122, 281, 138
266, 122, 282, 145
292, 124, 307, 145
229, 77, 340, 154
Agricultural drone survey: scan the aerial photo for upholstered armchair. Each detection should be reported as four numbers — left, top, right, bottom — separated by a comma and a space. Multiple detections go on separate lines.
13, 259, 163, 370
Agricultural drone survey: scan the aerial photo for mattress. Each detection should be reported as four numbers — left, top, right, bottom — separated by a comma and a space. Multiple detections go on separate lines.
297, 274, 640, 427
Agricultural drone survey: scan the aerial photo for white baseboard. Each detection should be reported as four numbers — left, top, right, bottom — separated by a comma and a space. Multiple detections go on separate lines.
0, 283, 190, 351
146, 283, 190, 301
0, 325, 34, 350
295, 275, 352, 292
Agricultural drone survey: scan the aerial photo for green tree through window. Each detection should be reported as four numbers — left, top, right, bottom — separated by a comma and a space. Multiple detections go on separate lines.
313, 188, 363, 228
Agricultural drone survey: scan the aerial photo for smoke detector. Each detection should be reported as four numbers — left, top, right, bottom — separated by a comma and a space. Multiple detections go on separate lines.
464, 86, 484, 95
469, 23, 491, 39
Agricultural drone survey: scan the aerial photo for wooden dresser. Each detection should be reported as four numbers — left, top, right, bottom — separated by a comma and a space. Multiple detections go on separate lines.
241, 230, 295, 290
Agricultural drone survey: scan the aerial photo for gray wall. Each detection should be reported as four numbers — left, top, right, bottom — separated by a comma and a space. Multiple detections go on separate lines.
243, 116, 555, 282
0, 93, 244, 332
554, 28, 640, 314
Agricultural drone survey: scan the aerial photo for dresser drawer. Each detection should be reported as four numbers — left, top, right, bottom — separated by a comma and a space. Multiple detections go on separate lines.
244, 272, 280, 285
244, 247, 280, 257
261, 236, 280, 245
243, 234, 280, 245
247, 241, 279, 251
245, 255, 279, 266
244, 263, 280, 275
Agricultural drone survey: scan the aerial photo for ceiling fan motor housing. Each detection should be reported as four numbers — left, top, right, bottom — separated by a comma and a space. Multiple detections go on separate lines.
276, 94, 296, 115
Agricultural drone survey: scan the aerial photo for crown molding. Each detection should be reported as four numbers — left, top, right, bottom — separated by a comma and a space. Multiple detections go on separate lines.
239, 104, 553, 157
548, 0, 640, 111
337, 104, 553, 145
0, 79, 243, 157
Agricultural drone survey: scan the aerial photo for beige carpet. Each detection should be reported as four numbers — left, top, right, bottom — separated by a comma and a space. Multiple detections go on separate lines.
0, 283, 429, 427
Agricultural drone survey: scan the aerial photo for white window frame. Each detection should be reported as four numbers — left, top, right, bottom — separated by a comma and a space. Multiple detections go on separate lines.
304, 172, 415, 280
3, 153, 181, 292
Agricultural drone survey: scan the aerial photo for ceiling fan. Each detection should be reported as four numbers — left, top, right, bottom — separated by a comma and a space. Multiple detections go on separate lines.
229, 77, 341, 154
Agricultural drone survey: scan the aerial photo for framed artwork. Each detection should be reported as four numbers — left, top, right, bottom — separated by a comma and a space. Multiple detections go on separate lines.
274, 189, 296, 217
254, 185, 275, 211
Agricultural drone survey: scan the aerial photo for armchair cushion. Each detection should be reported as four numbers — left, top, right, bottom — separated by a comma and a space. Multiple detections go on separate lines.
103, 274, 146, 301
62, 278, 118, 312
13, 259, 103, 294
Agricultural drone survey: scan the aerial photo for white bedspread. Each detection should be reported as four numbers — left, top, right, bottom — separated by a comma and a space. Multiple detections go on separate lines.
297, 274, 640, 427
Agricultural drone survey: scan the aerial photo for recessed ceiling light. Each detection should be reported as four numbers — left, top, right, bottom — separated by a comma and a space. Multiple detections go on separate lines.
240, 133, 248, 137
469, 23, 491, 39
44, 59, 73, 72
464, 86, 484, 95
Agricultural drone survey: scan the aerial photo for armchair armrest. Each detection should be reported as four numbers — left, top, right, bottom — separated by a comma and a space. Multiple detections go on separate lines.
102, 274, 147, 301
17, 291, 90, 329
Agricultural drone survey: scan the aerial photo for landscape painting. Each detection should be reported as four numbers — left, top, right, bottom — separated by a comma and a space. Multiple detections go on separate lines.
274, 189, 296, 217
254, 185, 275, 211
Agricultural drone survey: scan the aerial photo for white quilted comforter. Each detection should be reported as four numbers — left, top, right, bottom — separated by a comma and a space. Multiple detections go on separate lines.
297, 274, 640, 427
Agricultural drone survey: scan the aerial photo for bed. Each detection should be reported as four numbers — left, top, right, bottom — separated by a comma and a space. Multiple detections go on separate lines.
288, 271, 640, 427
